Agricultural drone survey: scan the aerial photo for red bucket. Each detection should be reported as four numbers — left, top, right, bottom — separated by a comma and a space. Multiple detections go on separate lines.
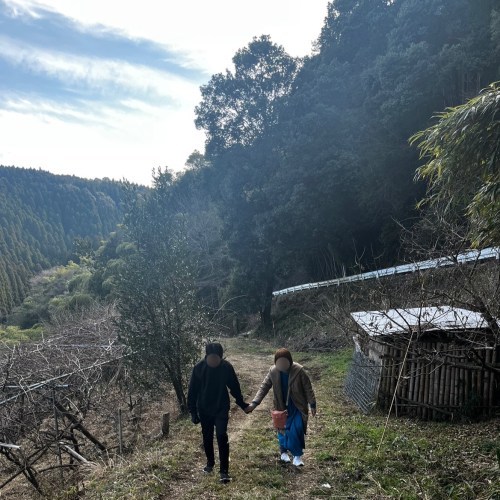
271, 409, 288, 430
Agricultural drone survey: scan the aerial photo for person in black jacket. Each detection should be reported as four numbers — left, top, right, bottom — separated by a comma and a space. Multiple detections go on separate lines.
187, 342, 249, 483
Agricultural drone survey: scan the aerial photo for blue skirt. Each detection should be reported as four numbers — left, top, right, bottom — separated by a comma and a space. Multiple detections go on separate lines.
277, 398, 305, 457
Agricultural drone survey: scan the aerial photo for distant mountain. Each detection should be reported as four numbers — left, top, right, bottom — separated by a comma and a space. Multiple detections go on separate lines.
0, 166, 131, 320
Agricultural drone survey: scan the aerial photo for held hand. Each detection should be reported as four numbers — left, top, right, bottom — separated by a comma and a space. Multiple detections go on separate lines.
191, 413, 201, 424
311, 407, 317, 417
244, 403, 256, 414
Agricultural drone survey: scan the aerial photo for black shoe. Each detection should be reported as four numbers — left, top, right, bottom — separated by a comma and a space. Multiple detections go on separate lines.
203, 464, 214, 473
220, 471, 231, 483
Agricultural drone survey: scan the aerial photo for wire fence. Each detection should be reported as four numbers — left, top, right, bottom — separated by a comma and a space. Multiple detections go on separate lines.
272, 247, 500, 297
344, 347, 382, 414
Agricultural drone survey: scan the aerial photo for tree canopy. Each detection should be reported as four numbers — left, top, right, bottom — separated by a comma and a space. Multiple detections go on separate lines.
412, 81, 500, 246
114, 169, 207, 412
188, 0, 500, 322
195, 35, 299, 156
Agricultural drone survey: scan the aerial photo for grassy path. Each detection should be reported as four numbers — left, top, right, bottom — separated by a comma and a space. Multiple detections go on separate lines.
82, 337, 500, 499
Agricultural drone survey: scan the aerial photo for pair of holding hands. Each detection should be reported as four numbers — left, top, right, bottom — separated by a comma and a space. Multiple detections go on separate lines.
244, 402, 256, 414
190, 404, 317, 424
243, 403, 317, 417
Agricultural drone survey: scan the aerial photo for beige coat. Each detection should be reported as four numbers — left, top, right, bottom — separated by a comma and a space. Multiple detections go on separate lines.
252, 362, 316, 432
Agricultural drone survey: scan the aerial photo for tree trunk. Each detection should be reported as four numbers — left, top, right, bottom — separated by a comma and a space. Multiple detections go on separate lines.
165, 362, 188, 414
172, 378, 188, 414
260, 275, 274, 329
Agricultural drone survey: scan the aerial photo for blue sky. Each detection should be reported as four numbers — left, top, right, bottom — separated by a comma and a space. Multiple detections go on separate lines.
0, 0, 328, 185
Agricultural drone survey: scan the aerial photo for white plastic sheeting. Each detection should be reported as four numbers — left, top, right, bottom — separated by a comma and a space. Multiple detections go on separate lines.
350, 306, 489, 337
272, 247, 500, 296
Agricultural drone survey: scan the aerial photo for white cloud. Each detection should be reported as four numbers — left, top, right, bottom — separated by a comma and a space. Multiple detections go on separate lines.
0, 94, 205, 185
0, 35, 202, 101
0, 0, 329, 184
3, 0, 328, 73
0, 32, 205, 183
0, 101, 203, 184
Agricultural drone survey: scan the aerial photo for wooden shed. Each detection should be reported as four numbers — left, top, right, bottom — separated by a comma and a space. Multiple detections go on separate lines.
344, 306, 499, 420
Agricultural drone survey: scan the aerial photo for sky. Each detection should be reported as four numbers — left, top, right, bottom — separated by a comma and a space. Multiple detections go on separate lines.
0, 0, 329, 186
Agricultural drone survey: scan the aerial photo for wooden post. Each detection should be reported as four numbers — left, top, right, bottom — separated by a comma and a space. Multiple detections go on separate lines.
400, 341, 410, 414
452, 360, 458, 411
417, 348, 425, 418
425, 342, 436, 420
489, 347, 497, 416
413, 350, 421, 418
384, 351, 391, 409
389, 346, 396, 415
464, 361, 471, 409
427, 345, 435, 418
52, 388, 63, 479
380, 350, 389, 409
483, 349, 491, 410
398, 342, 410, 416
479, 352, 486, 414
472, 366, 476, 408
449, 358, 456, 412
407, 349, 416, 407
454, 349, 460, 409
432, 359, 440, 419
435, 344, 444, 415
161, 413, 170, 437
387, 349, 393, 409
391, 348, 403, 417
389, 346, 398, 412
443, 351, 451, 411
420, 345, 428, 419
118, 409, 123, 455
459, 354, 465, 408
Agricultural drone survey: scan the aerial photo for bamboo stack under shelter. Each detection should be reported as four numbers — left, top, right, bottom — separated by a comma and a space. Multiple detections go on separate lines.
344, 306, 499, 420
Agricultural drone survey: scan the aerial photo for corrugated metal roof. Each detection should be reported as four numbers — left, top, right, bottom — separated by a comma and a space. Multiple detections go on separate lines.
273, 247, 500, 296
351, 306, 489, 336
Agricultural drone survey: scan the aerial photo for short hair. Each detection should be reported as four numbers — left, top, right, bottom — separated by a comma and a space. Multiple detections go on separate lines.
206, 342, 223, 357
274, 348, 293, 365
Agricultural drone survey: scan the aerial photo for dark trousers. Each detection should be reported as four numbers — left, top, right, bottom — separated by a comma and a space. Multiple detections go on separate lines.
199, 413, 229, 473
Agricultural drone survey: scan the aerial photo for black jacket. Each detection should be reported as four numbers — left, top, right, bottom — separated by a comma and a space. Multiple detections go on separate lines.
187, 358, 247, 416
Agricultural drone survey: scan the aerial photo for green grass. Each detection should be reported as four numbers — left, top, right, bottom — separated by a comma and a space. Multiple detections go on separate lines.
0, 324, 44, 344
187, 426, 288, 499
301, 348, 500, 499
64, 340, 500, 499
225, 336, 276, 356
79, 418, 201, 499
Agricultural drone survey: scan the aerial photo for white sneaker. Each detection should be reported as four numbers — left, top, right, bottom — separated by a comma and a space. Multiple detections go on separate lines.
292, 456, 304, 467
280, 452, 291, 463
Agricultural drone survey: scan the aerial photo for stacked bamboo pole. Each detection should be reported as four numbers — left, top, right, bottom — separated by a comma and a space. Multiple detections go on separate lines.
373, 338, 499, 420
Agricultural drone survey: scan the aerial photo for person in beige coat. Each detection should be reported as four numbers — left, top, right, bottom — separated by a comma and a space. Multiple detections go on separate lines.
246, 348, 316, 466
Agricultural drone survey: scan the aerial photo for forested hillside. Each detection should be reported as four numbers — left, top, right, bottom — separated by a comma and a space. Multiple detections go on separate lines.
0, 166, 128, 319
2, 0, 499, 327
149, 0, 500, 324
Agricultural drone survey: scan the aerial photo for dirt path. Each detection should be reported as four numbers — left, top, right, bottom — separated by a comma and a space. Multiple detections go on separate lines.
167, 338, 276, 498
165, 338, 334, 499
225, 346, 275, 443
223, 340, 332, 499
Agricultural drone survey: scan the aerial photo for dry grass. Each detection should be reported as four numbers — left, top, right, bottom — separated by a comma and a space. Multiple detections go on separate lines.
46, 337, 500, 499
